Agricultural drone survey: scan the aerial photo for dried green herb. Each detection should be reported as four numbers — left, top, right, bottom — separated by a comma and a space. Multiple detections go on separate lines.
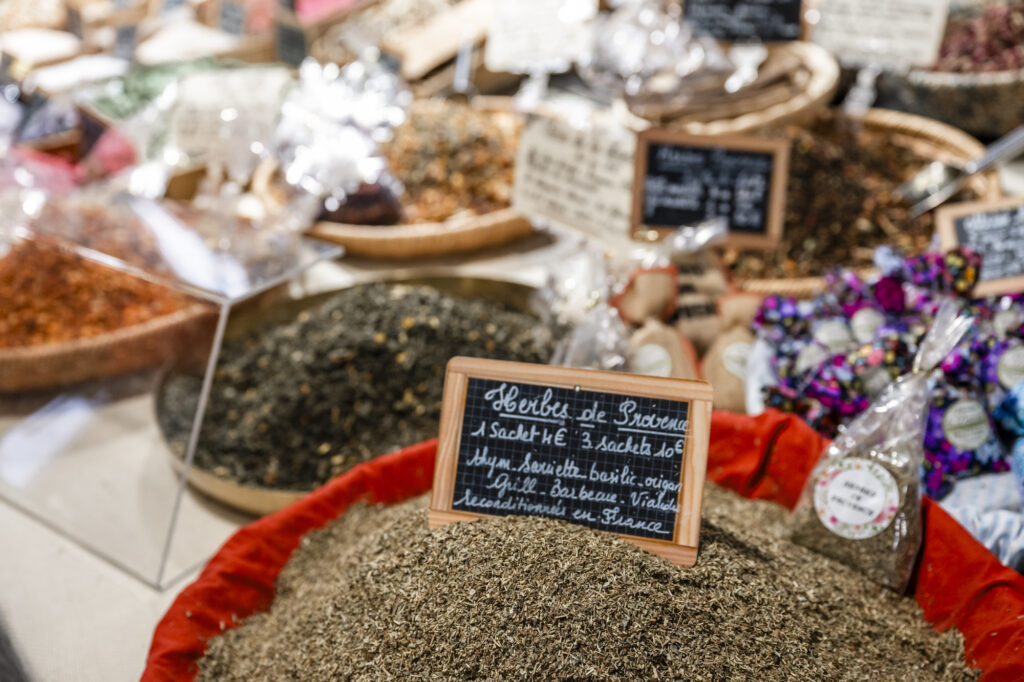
198, 485, 977, 681
158, 283, 551, 491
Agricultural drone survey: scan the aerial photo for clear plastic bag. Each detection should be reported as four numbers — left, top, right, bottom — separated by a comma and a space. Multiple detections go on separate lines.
790, 300, 974, 591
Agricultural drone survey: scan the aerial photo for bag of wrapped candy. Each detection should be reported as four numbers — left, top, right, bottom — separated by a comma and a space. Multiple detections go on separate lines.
791, 301, 974, 591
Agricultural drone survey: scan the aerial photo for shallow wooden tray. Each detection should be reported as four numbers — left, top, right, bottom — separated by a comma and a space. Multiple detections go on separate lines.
0, 303, 215, 394
158, 275, 539, 516
737, 107, 1003, 299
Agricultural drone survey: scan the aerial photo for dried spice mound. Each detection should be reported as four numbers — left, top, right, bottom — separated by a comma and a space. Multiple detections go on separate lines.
0, 240, 188, 349
158, 283, 551, 490
198, 486, 978, 681
727, 120, 973, 280
935, 2, 1024, 74
383, 102, 519, 223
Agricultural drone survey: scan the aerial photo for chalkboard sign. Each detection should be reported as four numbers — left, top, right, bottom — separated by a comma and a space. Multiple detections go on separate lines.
683, 0, 804, 42
114, 25, 137, 62
220, 1, 247, 35
275, 20, 308, 67
631, 129, 789, 249
429, 358, 713, 566
937, 198, 1024, 297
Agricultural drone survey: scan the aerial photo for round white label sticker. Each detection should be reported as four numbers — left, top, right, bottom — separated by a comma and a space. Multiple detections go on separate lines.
722, 342, 751, 379
814, 458, 899, 540
796, 343, 830, 374
813, 320, 854, 353
997, 346, 1024, 390
942, 399, 991, 451
850, 307, 885, 345
632, 343, 672, 378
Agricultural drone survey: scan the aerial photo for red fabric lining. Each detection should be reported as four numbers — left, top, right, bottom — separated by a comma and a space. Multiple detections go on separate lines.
143, 413, 1024, 681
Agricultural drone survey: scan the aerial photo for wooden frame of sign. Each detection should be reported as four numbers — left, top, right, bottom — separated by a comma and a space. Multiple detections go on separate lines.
429, 357, 713, 567
630, 129, 790, 250
936, 197, 1024, 297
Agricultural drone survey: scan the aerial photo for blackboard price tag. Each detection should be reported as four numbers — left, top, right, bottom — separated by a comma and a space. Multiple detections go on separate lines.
275, 20, 308, 67
631, 129, 789, 249
220, 1, 247, 35
937, 198, 1024, 297
66, 6, 84, 39
683, 0, 803, 42
429, 358, 713, 567
114, 25, 137, 62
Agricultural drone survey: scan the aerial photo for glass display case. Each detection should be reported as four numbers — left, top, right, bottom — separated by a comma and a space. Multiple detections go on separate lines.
0, 191, 341, 588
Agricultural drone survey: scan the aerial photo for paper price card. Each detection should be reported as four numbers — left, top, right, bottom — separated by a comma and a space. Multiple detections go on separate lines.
429, 358, 713, 566
485, 0, 597, 74
513, 115, 636, 246
809, 0, 949, 68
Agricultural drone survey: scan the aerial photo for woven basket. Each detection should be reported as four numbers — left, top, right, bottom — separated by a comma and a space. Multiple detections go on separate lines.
877, 66, 1024, 140
737, 108, 1002, 299
0, 303, 215, 394
307, 101, 532, 260
622, 41, 840, 136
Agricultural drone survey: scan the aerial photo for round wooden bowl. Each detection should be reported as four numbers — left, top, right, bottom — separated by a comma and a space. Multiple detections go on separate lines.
621, 41, 840, 136
169, 452, 307, 517
0, 303, 215, 394
737, 108, 1003, 299
306, 101, 531, 260
157, 275, 541, 516
878, 66, 1024, 140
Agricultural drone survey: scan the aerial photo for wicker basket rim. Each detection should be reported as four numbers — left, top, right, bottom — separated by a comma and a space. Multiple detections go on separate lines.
905, 65, 1024, 87
0, 303, 212, 363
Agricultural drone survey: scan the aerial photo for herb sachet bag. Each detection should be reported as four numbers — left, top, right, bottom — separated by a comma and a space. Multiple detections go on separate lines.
791, 301, 973, 591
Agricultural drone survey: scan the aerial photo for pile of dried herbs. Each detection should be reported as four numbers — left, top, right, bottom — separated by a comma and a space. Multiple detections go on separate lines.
935, 2, 1024, 73
198, 485, 977, 681
725, 119, 974, 280
0, 240, 189, 349
382, 102, 519, 223
158, 283, 551, 490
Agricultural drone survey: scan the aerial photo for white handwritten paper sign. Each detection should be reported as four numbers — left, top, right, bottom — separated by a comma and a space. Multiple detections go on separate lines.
937, 198, 1024, 297
485, 0, 597, 74
632, 129, 789, 248
809, 0, 949, 68
429, 358, 713, 566
513, 115, 636, 246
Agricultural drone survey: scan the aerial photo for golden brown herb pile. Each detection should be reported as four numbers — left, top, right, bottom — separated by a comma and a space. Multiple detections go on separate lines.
0, 240, 188, 349
198, 486, 977, 681
383, 102, 519, 223
726, 120, 973, 280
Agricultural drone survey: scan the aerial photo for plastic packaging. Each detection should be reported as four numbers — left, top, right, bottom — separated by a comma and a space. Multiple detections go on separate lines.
791, 301, 974, 591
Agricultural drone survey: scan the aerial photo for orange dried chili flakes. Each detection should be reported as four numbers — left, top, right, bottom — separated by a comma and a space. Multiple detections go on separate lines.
0, 240, 190, 349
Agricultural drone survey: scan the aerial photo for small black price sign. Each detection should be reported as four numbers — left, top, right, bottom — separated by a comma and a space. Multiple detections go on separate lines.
220, 1, 247, 35
275, 20, 308, 66
937, 198, 1024, 297
682, 0, 804, 42
66, 6, 84, 39
114, 25, 137, 61
631, 129, 789, 249
429, 358, 713, 566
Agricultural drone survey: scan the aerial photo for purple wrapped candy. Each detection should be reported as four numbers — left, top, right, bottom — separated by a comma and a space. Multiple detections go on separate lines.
943, 247, 982, 297
753, 295, 805, 344
981, 337, 1024, 407
923, 383, 1010, 499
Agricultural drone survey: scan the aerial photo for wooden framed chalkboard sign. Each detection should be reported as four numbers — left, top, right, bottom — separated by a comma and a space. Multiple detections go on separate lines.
631, 129, 790, 249
429, 357, 713, 566
682, 0, 805, 43
936, 197, 1024, 297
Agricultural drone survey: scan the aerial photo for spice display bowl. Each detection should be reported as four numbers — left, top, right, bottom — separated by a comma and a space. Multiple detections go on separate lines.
155, 275, 541, 516
877, 66, 1024, 140
306, 100, 533, 260
0, 302, 216, 394
736, 107, 1002, 299
620, 41, 840, 136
